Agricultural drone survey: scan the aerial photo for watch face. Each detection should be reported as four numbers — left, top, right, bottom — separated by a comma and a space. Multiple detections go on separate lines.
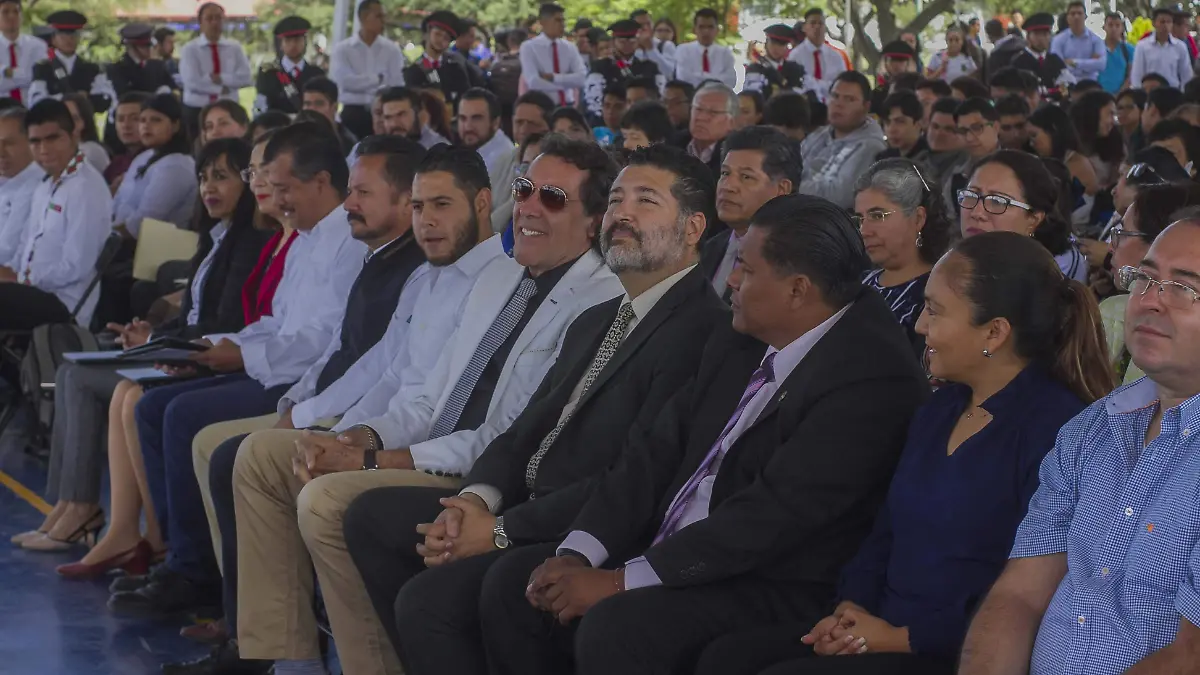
494, 533, 510, 549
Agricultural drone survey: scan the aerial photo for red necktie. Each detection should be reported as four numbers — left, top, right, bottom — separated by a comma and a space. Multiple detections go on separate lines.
551, 40, 565, 105
813, 47, 822, 80
209, 43, 222, 102
423, 56, 439, 69
8, 44, 19, 103
702, 47, 710, 72
1038, 53, 1045, 66
293, 67, 301, 79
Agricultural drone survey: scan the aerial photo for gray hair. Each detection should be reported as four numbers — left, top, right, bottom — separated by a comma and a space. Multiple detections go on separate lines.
695, 82, 739, 117
853, 158, 931, 215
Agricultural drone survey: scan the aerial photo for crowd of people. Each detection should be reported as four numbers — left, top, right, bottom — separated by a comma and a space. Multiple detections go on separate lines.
0, 0, 1199, 674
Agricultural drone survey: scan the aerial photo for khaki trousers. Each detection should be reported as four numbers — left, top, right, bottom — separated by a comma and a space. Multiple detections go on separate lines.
233, 428, 458, 674
191, 413, 279, 571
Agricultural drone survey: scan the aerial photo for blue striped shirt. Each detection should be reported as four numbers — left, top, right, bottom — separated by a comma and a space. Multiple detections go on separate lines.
1013, 377, 1200, 675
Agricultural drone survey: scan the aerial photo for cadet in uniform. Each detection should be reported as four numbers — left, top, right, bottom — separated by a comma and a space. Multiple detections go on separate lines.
255, 16, 324, 116
29, 11, 114, 113
403, 11, 473, 111
104, 24, 175, 148
744, 23, 806, 99
1010, 13, 1075, 101
585, 20, 662, 123
872, 39, 916, 114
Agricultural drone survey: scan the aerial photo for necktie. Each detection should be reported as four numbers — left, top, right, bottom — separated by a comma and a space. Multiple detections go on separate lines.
209, 43, 222, 102
813, 47, 822, 80
8, 44, 19, 103
524, 303, 636, 492
428, 277, 539, 439
292, 67, 301, 79
551, 40, 565, 105
702, 47, 711, 72
1037, 53, 1045, 66
653, 352, 776, 545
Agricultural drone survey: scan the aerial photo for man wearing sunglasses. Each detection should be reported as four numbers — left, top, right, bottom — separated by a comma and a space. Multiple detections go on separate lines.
345, 145, 730, 675
960, 218, 1200, 675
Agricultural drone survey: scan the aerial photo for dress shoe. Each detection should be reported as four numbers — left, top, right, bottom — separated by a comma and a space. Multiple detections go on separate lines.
110, 562, 173, 593
20, 510, 104, 551
57, 540, 152, 580
161, 639, 272, 675
180, 618, 229, 645
108, 570, 220, 620
10, 529, 45, 546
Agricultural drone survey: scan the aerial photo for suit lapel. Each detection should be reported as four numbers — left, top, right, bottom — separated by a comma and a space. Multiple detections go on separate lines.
444, 259, 523, 394
504, 251, 601, 363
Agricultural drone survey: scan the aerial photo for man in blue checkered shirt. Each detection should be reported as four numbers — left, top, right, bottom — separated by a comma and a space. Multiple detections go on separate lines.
959, 219, 1200, 675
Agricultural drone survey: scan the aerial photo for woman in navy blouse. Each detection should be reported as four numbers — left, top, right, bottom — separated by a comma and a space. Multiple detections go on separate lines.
693, 231, 1117, 675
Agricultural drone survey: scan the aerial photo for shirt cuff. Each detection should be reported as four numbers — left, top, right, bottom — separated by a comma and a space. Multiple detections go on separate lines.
205, 332, 238, 345
621, 556, 662, 590
460, 484, 503, 513
290, 398, 318, 430
557, 530, 609, 568
277, 397, 296, 417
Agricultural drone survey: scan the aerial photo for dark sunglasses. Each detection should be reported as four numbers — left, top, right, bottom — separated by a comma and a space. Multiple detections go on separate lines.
512, 177, 571, 212
1126, 163, 1167, 186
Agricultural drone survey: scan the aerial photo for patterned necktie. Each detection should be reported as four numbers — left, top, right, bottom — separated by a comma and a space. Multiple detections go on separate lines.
653, 352, 776, 545
525, 302, 636, 491
427, 277, 539, 439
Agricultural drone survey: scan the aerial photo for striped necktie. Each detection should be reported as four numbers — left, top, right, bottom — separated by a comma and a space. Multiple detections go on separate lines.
525, 302, 636, 492
428, 277, 539, 439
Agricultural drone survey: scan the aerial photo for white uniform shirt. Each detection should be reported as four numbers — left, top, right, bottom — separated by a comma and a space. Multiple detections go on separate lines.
787, 40, 848, 103
224, 205, 368, 388
1130, 34, 1194, 89
0, 33, 49, 103
637, 39, 677, 79
111, 149, 197, 238
295, 235, 509, 429
16, 155, 112, 325
519, 33, 586, 105
0, 161, 45, 268
673, 41, 736, 88
330, 33, 407, 106
178, 36, 252, 108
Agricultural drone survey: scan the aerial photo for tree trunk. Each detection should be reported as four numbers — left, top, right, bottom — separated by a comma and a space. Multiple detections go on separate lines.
852, 0, 956, 73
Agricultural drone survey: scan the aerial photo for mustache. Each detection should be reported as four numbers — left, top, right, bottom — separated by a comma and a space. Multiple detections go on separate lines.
604, 223, 642, 245
347, 212, 367, 225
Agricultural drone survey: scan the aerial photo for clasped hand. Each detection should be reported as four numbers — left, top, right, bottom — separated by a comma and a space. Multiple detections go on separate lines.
291, 429, 366, 483
415, 494, 496, 567
526, 555, 622, 625
801, 601, 909, 656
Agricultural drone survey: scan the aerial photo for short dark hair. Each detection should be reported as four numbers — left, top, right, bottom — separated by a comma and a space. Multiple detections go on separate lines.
994, 93, 1031, 117
804, 7, 823, 19
153, 26, 175, 43
952, 76, 991, 100
354, 135, 428, 195
262, 122, 349, 197
954, 97, 999, 122
722, 125, 803, 190
1142, 72, 1171, 88
604, 83, 627, 101
626, 76, 660, 99
537, 134, 620, 217
665, 80, 696, 101
763, 92, 811, 130
694, 8, 719, 24
1147, 118, 1200, 166
357, 0, 381, 17
1133, 182, 1200, 241
931, 96, 959, 117
1071, 79, 1102, 95
1105, 11, 1123, 21
833, 70, 871, 100
630, 9, 650, 19
249, 110, 291, 137
1148, 86, 1185, 117
26, 99, 74, 134
624, 144, 717, 237
118, 91, 152, 108
989, 66, 1036, 93
890, 74, 923, 96
380, 85, 421, 110
302, 76, 339, 104
881, 91, 922, 122
619, 101, 674, 144
416, 144, 491, 199
1067, 0, 1086, 11
750, 194, 869, 307
538, 3, 564, 18
984, 18, 1005, 39
1117, 88, 1148, 109
461, 87, 501, 121
738, 90, 765, 116
516, 90, 556, 117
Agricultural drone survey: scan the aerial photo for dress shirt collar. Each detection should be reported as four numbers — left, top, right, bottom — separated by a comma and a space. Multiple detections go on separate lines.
422, 52, 442, 66
526, 252, 582, 296
621, 264, 696, 321
687, 138, 716, 163
1151, 33, 1179, 47
299, 204, 347, 239
1, 161, 43, 191
365, 229, 409, 262
208, 219, 229, 245
446, 233, 504, 277
763, 302, 851, 383
477, 130, 514, 166
281, 56, 304, 73
0, 33, 15, 49
419, 125, 449, 148
1105, 376, 1200, 432
57, 53, 77, 72
1025, 46, 1047, 59
976, 365, 1059, 418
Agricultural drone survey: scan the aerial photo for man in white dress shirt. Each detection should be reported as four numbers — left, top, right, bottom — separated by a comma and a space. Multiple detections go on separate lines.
788, 8, 848, 103
178, 2, 251, 140
0, 107, 42, 269
231, 138, 624, 675
674, 9, 736, 88
519, 3, 586, 107
0, 99, 109, 330
0, 0, 50, 105
1131, 6, 1194, 89
331, 0, 407, 140
632, 9, 677, 79
458, 87, 519, 231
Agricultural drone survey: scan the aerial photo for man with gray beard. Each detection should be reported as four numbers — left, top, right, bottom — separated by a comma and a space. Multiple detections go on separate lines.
340, 144, 730, 675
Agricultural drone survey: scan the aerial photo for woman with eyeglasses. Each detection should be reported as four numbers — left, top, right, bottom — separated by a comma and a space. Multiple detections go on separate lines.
853, 158, 952, 355
1101, 182, 1200, 384
19, 138, 272, 574
694, 232, 1114, 675
957, 150, 1089, 282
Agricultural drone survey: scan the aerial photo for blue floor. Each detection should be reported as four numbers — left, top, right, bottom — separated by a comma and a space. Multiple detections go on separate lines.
0, 412, 210, 674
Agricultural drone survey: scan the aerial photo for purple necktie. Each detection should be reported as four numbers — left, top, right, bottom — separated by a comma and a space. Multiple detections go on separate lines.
653, 352, 777, 545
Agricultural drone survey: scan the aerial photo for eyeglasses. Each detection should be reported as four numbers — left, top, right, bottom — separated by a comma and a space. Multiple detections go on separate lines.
512, 176, 570, 211
955, 122, 994, 138
957, 189, 1034, 215
1126, 163, 1166, 186
1110, 223, 1152, 249
1116, 265, 1200, 308
851, 209, 897, 229
240, 168, 257, 184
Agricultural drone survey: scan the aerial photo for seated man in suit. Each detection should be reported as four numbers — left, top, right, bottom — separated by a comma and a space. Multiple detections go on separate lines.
478, 193, 931, 675
229, 137, 624, 675
341, 144, 730, 675
701, 126, 802, 303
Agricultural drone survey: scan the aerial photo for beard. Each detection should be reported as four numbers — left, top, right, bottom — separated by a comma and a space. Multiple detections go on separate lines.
429, 209, 482, 266
601, 215, 688, 273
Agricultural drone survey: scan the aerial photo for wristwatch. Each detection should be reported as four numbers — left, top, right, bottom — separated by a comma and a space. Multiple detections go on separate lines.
356, 424, 380, 471
493, 516, 510, 549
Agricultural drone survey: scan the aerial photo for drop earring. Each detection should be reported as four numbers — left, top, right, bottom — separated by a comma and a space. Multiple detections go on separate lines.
915, 231, 924, 248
